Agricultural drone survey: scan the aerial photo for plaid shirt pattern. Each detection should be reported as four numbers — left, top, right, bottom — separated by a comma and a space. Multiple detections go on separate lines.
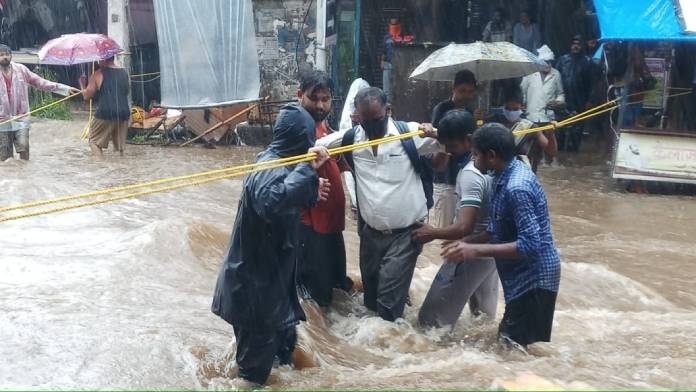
486, 158, 561, 302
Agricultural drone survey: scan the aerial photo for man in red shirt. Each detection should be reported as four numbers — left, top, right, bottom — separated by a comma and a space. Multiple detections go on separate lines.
297, 70, 352, 308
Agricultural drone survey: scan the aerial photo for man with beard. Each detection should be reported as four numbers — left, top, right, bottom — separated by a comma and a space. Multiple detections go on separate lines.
316, 87, 440, 321
296, 70, 353, 308
0, 44, 78, 161
211, 104, 331, 387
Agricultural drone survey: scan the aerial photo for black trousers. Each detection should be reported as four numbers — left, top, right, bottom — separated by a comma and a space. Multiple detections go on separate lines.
232, 324, 297, 385
498, 288, 558, 347
298, 225, 347, 306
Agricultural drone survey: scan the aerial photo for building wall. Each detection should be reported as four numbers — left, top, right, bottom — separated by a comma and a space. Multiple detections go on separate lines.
252, 0, 318, 101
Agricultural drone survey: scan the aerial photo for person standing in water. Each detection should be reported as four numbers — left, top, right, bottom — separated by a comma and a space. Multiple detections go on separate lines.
430, 70, 481, 230
316, 87, 440, 322
413, 110, 499, 329
211, 104, 331, 387
296, 70, 353, 307
79, 56, 130, 157
442, 123, 561, 349
0, 43, 78, 161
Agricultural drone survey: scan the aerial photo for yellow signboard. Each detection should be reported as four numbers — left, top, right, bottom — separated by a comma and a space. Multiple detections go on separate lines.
613, 130, 696, 184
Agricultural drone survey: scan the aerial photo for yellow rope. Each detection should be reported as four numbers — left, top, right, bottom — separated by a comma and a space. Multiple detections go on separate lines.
4, 87, 692, 223
0, 92, 81, 128
130, 72, 160, 78
0, 130, 423, 220
0, 155, 312, 223
80, 62, 96, 140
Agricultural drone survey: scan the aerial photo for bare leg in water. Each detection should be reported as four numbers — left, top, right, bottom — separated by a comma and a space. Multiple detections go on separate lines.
90, 142, 104, 158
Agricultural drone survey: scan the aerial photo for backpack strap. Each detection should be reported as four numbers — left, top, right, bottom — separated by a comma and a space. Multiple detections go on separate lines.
340, 126, 357, 171
394, 120, 423, 174
339, 126, 366, 233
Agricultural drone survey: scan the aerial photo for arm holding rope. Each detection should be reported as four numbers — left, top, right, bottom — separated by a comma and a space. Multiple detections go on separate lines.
21, 63, 78, 96
79, 70, 102, 101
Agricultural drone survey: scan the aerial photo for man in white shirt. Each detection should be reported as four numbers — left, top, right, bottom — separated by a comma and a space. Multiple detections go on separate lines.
316, 87, 440, 321
520, 45, 565, 123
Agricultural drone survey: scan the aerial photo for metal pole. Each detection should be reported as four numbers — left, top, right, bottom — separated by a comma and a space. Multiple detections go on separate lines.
353, 0, 361, 77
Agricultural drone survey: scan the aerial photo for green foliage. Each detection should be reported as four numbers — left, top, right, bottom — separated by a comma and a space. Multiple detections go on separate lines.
28, 67, 73, 121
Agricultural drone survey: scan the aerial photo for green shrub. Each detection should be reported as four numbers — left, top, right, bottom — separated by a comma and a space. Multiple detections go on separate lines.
28, 67, 73, 121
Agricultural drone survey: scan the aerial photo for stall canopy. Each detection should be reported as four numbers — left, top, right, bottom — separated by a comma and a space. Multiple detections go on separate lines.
595, 0, 696, 41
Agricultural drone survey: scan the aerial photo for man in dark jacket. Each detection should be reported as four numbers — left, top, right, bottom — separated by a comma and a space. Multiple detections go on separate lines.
556, 35, 594, 114
211, 104, 330, 387
555, 35, 594, 151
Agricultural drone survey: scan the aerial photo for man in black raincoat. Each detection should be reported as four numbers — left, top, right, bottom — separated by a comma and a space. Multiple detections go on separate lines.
211, 104, 330, 386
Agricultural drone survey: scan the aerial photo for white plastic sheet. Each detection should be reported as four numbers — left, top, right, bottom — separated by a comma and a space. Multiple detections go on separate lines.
676, 0, 696, 34
153, 0, 260, 108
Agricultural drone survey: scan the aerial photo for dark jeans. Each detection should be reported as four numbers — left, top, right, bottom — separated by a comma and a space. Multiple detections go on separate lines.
232, 324, 297, 385
360, 225, 422, 321
499, 288, 557, 347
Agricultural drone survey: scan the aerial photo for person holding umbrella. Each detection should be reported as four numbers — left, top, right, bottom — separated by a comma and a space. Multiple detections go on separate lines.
79, 56, 130, 157
0, 44, 79, 161
37, 33, 128, 158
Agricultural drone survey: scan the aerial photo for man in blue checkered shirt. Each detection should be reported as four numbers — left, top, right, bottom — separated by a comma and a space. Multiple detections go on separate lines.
442, 123, 561, 348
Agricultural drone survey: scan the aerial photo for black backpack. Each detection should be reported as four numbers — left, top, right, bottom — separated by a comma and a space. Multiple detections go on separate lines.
340, 120, 434, 210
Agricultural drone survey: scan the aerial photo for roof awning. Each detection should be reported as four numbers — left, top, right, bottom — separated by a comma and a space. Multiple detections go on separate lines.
595, 0, 696, 41
12, 51, 40, 65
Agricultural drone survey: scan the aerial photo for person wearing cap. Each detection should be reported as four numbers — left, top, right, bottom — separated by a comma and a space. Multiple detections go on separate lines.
520, 45, 565, 123
555, 35, 594, 151
0, 44, 79, 161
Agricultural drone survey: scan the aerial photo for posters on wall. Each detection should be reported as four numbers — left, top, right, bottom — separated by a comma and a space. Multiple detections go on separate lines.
643, 58, 666, 109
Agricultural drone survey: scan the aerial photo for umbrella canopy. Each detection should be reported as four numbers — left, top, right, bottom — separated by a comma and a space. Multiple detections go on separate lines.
38, 33, 123, 65
409, 41, 548, 82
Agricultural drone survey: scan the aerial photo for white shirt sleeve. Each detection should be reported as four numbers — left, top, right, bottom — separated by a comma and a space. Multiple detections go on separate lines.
406, 121, 443, 155
315, 129, 346, 149
456, 169, 485, 208
520, 76, 530, 105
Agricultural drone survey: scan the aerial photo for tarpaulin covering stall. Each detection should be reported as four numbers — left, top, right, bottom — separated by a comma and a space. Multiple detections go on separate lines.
153, 0, 260, 108
594, 0, 696, 185
594, 0, 696, 42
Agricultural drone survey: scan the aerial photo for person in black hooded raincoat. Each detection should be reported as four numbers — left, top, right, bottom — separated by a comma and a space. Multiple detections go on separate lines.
211, 103, 331, 386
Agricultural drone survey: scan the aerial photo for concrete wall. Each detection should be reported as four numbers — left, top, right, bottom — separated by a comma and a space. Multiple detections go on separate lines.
252, 0, 317, 101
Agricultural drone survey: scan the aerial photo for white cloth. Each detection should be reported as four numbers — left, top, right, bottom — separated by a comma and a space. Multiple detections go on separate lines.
343, 171, 357, 208
520, 69, 565, 122
429, 183, 457, 229
316, 118, 443, 231
339, 78, 370, 132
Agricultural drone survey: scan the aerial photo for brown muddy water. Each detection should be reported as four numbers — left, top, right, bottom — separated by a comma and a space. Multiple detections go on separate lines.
1, 118, 695, 389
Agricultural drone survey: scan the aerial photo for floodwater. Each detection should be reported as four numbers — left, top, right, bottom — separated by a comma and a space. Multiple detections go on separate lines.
1, 118, 695, 389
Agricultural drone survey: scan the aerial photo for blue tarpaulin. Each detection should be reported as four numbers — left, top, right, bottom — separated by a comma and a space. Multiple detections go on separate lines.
595, 0, 696, 41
